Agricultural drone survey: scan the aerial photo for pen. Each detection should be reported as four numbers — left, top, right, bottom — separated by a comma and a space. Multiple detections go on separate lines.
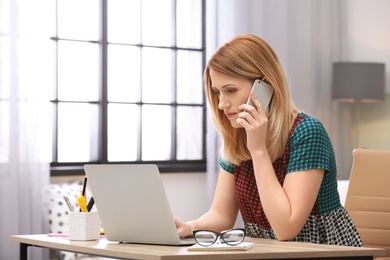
86, 197, 95, 212
63, 196, 74, 212
81, 176, 87, 199
77, 195, 88, 212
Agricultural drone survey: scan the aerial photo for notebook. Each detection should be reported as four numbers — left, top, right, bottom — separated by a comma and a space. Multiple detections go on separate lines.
84, 164, 196, 246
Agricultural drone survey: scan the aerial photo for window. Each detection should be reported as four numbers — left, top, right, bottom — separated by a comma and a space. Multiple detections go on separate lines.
50, 0, 206, 175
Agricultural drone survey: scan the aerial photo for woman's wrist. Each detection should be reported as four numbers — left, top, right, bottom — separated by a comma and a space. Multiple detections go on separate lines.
187, 220, 197, 235
250, 148, 269, 160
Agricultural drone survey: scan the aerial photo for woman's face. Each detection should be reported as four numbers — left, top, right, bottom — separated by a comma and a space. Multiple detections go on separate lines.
209, 69, 252, 128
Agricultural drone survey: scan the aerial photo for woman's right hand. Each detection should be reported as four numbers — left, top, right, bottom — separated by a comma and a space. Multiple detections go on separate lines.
237, 92, 269, 154
175, 218, 193, 238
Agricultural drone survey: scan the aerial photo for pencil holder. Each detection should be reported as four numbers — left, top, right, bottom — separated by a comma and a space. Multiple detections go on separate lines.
68, 212, 101, 241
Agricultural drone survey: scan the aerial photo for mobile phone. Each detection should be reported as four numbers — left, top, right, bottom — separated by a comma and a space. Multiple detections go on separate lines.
246, 79, 274, 112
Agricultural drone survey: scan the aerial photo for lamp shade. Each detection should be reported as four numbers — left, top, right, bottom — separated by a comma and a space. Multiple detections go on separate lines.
332, 62, 385, 102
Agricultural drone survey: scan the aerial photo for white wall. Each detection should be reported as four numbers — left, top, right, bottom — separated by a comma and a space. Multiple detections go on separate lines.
161, 173, 208, 221
359, 96, 390, 149
344, 0, 390, 92
344, 0, 390, 151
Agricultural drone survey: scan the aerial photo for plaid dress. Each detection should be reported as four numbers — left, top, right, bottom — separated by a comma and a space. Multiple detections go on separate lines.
220, 113, 363, 246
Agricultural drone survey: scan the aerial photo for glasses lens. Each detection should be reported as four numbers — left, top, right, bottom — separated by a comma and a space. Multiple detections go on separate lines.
222, 229, 245, 245
194, 231, 217, 247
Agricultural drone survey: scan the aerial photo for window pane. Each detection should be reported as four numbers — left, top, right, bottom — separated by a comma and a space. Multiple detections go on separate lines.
57, 0, 99, 41
177, 106, 202, 160
142, 47, 172, 103
142, 0, 172, 46
108, 45, 141, 102
107, 0, 141, 44
19, 39, 55, 100
177, 0, 202, 48
177, 50, 203, 104
58, 41, 99, 101
142, 105, 171, 160
58, 103, 99, 162
108, 103, 139, 161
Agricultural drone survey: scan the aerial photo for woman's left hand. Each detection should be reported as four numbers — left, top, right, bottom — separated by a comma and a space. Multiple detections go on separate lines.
236, 92, 268, 153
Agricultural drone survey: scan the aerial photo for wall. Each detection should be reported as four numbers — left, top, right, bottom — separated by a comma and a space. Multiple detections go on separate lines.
160, 173, 208, 221
359, 94, 390, 149
344, 0, 390, 151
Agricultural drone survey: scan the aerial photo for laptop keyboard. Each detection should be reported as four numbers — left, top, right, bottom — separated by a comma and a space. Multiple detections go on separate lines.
180, 237, 196, 245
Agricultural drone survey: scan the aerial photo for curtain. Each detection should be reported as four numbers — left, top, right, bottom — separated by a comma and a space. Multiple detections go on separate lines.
205, 0, 353, 207
0, 0, 52, 259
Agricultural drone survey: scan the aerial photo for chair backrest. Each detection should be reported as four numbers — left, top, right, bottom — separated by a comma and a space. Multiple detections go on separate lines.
345, 149, 390, 259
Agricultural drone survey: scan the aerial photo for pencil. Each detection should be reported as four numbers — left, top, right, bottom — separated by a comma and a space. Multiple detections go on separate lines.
81, 176, 87, 198
63, 196, 74, 212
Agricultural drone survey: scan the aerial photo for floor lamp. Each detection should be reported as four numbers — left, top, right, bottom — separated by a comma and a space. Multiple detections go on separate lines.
332, 62, 385, 148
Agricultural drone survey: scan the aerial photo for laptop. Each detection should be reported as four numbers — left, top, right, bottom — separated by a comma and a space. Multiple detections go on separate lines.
84, 164, 196, 246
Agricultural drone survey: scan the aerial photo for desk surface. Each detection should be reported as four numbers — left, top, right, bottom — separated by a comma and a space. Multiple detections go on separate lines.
11, 234, 385, 260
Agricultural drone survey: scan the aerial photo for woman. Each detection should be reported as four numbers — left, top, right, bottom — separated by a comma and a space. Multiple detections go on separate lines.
175, 34, 362, 246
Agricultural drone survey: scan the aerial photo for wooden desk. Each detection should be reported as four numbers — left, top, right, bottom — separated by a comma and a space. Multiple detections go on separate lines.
11, 234, 384, 260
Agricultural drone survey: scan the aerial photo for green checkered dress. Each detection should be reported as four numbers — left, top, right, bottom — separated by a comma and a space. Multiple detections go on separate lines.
220, 113, 363, 246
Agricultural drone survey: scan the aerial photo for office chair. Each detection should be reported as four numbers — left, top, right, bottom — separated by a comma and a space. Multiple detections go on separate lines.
344, 149, 390, 259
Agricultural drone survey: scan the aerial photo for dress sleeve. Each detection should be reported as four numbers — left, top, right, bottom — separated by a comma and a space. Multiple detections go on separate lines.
286, 116, 334, 174
219, 159, 235, 174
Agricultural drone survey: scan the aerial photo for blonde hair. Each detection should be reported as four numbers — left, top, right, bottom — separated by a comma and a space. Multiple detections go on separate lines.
204, 34, 299, 165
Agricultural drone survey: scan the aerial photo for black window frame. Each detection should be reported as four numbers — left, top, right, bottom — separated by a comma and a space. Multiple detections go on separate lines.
50, 0, 207, 176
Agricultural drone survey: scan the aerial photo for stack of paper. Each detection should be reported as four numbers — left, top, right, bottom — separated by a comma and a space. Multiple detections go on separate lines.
187, 242, 254, 251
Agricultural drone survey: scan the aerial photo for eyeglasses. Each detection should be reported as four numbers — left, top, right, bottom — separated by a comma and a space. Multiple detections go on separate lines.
192, 228, 246, 247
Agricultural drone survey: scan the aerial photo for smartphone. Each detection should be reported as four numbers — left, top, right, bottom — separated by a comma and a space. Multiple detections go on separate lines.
246, 79, 274, 112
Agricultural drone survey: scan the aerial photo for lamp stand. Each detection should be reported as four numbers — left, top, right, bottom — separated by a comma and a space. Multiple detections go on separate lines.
353, 102, 361, 149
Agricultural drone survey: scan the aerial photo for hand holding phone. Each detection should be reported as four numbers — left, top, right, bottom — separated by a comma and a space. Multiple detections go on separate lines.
246, 79, 274, 112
